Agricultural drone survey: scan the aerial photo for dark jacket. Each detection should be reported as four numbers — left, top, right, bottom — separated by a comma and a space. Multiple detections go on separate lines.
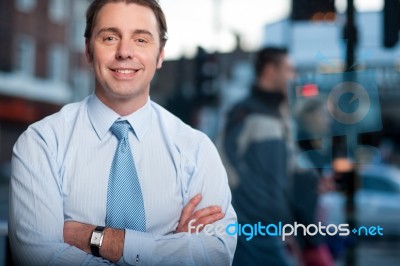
222, 87, 293, 265
224, 87, 292, 226
223, 86, 322, 266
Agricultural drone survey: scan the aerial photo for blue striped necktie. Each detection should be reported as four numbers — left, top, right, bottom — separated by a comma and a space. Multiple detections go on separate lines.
106, 120, 146, 231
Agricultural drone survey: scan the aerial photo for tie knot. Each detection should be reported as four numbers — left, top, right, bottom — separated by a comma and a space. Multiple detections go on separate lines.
111, 121, 131, 140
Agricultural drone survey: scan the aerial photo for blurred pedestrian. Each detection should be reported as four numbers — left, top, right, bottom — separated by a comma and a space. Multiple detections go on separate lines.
221, 47, 295, 265
221, 46, 333, 266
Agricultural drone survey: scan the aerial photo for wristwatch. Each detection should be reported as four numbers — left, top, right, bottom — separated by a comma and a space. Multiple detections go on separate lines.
89, 226, 105, 257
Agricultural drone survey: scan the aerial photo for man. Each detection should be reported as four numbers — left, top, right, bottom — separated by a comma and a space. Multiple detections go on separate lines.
222, 47, 296, 265
9, 1, 236, 265
222, 47, 333, 266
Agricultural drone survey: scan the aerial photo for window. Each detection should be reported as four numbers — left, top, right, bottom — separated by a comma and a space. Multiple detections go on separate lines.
48, 0, 67, 23
48, 44, 67, 82
15, 0, 36, 12
15, 35, 35, 75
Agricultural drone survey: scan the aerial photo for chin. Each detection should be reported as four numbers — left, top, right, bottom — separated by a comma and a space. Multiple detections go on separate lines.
113, 89, 147, 100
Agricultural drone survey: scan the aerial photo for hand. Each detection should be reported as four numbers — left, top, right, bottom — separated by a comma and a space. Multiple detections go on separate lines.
175, 194, 225, 233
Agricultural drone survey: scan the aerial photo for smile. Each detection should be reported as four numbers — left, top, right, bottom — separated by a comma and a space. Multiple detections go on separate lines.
110, 68, 139, 79
111, 69, 138, 74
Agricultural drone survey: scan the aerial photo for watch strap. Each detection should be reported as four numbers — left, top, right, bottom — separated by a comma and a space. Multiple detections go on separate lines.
90, 226, 105, 257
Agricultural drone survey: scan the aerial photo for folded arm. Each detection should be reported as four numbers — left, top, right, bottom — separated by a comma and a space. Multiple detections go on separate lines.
63, 194, 225, 262
63, 137, 237, 266
10, 129, 236, 265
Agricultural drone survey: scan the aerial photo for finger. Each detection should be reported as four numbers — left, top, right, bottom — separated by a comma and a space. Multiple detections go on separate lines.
190, 223, 205, 233
188, 212, 225, 233
178, 194, 202, 226
191, 205, 222, 221
183, 206, 222, 232
193, 212, 225, 231
176, 209, 222, 234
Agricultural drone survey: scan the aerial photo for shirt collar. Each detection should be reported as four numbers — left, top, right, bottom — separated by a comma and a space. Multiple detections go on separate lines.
87, 94, 152, 142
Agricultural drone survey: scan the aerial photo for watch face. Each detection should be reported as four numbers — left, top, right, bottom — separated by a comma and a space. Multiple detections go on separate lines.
90, 231, 102, 246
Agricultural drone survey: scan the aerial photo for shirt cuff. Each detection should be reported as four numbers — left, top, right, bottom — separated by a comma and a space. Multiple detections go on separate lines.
118, 230, 155, 266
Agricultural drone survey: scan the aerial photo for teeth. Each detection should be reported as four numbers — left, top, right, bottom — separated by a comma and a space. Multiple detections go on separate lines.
115, 69, 135, 74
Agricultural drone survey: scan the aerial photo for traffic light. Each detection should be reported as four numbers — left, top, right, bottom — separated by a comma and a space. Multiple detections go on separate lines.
291, 0, 336, 22
194, 47, 219, 102
383, 0, 400, 48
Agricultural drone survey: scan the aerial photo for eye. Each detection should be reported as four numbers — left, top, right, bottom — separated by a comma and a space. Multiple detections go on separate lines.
103, 36, 117, 42
135, 38, 148, 45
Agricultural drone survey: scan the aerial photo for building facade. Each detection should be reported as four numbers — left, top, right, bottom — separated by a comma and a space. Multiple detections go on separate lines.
0, 0, 92, 166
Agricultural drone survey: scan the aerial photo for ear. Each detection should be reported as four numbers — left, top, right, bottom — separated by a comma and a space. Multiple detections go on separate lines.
156, 48, 165, 69
85, 38, 93, 64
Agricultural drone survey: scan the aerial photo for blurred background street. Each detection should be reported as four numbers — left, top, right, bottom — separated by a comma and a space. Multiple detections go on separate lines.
336, 239, 400, 265
1, 0, 400, 265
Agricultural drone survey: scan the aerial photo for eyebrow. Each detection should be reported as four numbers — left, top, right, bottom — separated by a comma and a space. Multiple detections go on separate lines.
133, 29, 154, 40
96, 27, 120, 36
96, 27, 154, 40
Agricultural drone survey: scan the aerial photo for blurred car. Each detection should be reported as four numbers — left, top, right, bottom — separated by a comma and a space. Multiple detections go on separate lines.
319, 164, 400, 236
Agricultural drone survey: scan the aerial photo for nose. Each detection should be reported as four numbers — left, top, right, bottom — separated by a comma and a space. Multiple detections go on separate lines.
115, 38, 134, 60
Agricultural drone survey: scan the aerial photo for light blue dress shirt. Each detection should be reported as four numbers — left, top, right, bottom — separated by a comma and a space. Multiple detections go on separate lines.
9, 94, 237, 266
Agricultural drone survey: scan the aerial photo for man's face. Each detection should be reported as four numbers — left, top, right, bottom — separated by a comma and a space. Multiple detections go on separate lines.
86, 2, 164, 109
274, 55, 295, 94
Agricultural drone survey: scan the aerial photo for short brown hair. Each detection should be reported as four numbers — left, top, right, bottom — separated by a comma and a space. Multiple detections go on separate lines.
84, 0, 168, 48
254, 47, 288, 78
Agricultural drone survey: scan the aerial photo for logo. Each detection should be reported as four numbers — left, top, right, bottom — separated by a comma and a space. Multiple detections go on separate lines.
188, 220, 384, 241
327, 81, 371, 125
